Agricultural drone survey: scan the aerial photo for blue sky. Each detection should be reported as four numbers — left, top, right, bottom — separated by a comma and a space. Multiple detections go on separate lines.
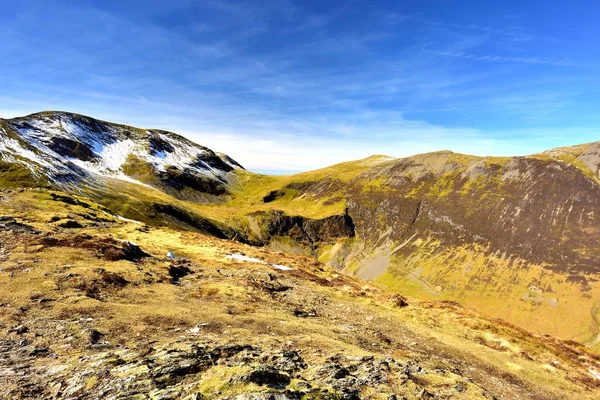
1, 0, 599, 173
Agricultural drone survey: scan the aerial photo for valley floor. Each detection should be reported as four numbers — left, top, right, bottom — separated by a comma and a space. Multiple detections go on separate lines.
1, 189, 600, 399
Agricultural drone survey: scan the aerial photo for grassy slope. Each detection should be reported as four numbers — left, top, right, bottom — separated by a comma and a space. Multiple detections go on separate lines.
2, 188, 600, 398
178, 157, 391, 244
76, 150, 600, 350
375, 241, 600, 348
189, 157, 390, 223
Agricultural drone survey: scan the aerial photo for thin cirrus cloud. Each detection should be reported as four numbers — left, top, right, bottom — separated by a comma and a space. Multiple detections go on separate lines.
427, 50, 574, 67
0, 0, 599, 173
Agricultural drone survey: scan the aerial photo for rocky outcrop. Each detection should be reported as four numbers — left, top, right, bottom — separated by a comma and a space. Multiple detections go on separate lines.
39, 233, 149, 262
0, 216, 38, 234
248, 210, 355, 250
0, 339, 487, 400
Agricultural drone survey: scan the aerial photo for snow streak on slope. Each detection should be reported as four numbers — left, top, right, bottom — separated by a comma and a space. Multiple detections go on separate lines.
0, 135, 55, 170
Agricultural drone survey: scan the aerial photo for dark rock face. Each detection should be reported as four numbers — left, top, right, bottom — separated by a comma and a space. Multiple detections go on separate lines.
219, 154, 245, 170
148, 131, 176, 155
168, 260, 193, 284
252, 210, 355, 249
88, 329, 104, 344
195, 151, 235, 173
344, 156, 600, 274
0, 216, 38, 234
48, 136, 96, 162
263, 190, 285, 203
160, 166, 229, 196
241, 366, 291, 388
57, 219, 83, 229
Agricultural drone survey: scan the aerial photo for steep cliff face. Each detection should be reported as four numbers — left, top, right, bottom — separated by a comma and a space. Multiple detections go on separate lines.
345, 154, 600, 274
244, 209, 355, 251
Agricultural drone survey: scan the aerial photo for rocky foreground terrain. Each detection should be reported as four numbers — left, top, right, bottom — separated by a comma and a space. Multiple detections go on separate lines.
1, 188, 600, 399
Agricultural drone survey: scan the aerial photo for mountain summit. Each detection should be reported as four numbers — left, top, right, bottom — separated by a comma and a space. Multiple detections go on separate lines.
0, 112, 243, 199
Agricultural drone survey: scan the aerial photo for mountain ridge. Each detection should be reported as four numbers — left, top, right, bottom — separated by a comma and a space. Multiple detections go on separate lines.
4, 111, 600, 181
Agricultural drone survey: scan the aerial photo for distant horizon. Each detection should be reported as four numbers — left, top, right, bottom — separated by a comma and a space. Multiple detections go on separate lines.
2, 109, 597, 175
1, 0, 599, 172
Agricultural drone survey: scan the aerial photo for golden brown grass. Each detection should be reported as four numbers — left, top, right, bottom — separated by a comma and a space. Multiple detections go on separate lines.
2, 188, 600, 398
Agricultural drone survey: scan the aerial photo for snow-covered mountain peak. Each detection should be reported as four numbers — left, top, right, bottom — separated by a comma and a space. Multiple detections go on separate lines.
0, 111, 244, 200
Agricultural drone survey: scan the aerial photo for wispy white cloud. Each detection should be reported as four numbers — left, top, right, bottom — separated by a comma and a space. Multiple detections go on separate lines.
179, 124, 600, 172
387, 12, 566, 45
284, 14, 332, 34
426, 50, 574, 66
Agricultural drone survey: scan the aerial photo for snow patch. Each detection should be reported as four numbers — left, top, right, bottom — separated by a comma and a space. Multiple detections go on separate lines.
226, 254, 267, 264
116, 215, 143, 225
144, 133, 219, 179
271, 264, 294, 271
71, 139, 137, 174
226, 253, 294, 271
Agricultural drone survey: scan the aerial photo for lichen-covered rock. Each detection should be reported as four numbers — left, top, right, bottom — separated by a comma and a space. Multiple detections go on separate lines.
239, 366, 291, 389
